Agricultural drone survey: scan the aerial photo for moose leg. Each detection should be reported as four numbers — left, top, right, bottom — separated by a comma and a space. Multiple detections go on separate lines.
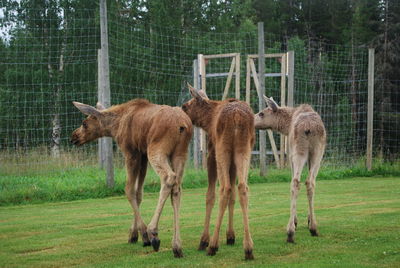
235, 149, 254, 260
207, 150, 231, 256
170, 154, 187, 258
306, 148, 323, 237
147, 151, 176, 252
199, 149, 217, 250
125, 154, 149, 246
287, 153, 307, 243
226, 162, 236, 245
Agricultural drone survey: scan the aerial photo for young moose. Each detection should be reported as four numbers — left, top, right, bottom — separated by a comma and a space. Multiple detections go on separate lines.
71, 99, 193, 258
254, 96, 326, 243
182, 84, 255, 260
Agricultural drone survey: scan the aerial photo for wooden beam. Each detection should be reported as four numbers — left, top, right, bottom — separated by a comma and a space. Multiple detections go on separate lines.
222, 57, 236, 100
203, 53, 238, 59
280, 54, 287, 168
250, 55, 280, 169
246, 57, 251, 104
99, 0, 114, 188
248, 53, 286, 59
366, 48, 375, 170
235, 53, 240, 99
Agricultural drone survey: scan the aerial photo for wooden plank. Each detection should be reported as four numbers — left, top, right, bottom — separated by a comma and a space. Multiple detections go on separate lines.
250, 58, 280, 168
280, 54, 287, 168
222, 57, 236, 100
258, 22, 267, 176
366, 48, 374, 170
198, 54, 207, 169
203, 53, 238, 59
193, 59, 200, 169
235, 53, 240, 99
287, 51, 294, 107
246, 57, 251, 104
248, 53, 286, 59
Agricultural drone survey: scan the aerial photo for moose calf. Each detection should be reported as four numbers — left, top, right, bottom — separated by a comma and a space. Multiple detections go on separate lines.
71, 99, 192, 258
254, 96, 326, 243
182, 83, 255, 260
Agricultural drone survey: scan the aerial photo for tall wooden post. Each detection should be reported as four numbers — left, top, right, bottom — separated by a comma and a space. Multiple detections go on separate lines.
193, 59, 200, 169
366, 48, 375, 170
287, 51, 294, 108
198, 54, 207, 169
258, 22, 267, 176
99, 0, 114, 187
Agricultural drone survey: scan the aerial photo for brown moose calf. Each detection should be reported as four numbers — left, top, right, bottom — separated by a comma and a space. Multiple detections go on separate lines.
182, 83, 255, 260
71, 99, 193, 258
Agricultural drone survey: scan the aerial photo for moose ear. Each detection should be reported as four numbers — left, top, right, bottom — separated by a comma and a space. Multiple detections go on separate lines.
73, 101, 103, 117
198, 90, 209, 100
187, 82, 207, 102
96, 102, 106, 111
263, 96, 279, 112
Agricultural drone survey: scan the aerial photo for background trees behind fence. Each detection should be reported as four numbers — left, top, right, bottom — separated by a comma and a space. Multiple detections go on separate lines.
0, 0, 399, 175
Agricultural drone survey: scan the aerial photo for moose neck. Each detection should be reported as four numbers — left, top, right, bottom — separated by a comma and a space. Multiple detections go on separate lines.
194, 101, 217, 133
271, 107, 294, 136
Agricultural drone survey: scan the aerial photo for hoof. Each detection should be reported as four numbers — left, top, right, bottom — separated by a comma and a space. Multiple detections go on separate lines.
173, 248, 183, 258
245, 249, 254, 260
142, 232, 151, 247
207, 246, 218, 256
310, 229, 319, 236
287, 231, 295, 243
226, 237, 235, 245
198, 241, 209, 251
151, 238, 161, 252
294, 219, 298, 229
128, 235, 138, 244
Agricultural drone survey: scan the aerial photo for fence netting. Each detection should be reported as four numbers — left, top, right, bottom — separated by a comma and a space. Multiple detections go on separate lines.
0, 7, 398, 176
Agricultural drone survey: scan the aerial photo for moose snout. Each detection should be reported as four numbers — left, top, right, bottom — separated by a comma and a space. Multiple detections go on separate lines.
70, 131, 81, 146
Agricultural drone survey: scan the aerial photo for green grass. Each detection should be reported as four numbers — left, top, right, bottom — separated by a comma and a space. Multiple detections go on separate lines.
1, 159, 399, 206
0, 177, 399, 267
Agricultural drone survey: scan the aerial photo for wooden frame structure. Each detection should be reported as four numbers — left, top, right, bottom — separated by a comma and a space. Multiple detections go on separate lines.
193, 53, 241, 169
246, 52, 294, 169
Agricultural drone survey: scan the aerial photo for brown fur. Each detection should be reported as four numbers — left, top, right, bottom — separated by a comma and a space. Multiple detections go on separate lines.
255, 96, 326, 243
182, 84, 255, 260
71, 99, 193, 258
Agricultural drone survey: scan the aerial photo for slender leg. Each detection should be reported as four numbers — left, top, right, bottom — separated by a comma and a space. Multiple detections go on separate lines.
306, 147, 324, 237
226, 162, 236, 245
170, 154, 187, 258
199, 148, 217, 250
125, 153, 149, 246
147, 151, 176, 252
131, 154, 148, 244
235, 148, 254, 260
207, 149, 231, 256
287, 153, 307, 243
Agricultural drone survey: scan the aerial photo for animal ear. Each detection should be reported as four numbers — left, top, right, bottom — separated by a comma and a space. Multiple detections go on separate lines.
263, 95, 279, 112
73, 101, 103, 117
96, 102, 106, 111
198, 90, 209, 100
187, 82, 206, 102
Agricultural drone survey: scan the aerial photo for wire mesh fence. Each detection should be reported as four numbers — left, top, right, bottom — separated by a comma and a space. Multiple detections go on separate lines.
0, 6, 398, 176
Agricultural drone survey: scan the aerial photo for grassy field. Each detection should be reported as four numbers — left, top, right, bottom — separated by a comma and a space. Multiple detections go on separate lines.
1, 159, 399, 206
0, 177, 399, 267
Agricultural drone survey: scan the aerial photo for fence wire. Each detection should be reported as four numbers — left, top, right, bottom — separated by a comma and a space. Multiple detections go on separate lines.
0, 7, 398, 176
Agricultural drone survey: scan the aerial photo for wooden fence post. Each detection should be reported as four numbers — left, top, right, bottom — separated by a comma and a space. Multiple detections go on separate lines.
193, 59, 200, 169
258, 22, 267, 176
99, 0, 114, 188
366, 48, 375, 170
